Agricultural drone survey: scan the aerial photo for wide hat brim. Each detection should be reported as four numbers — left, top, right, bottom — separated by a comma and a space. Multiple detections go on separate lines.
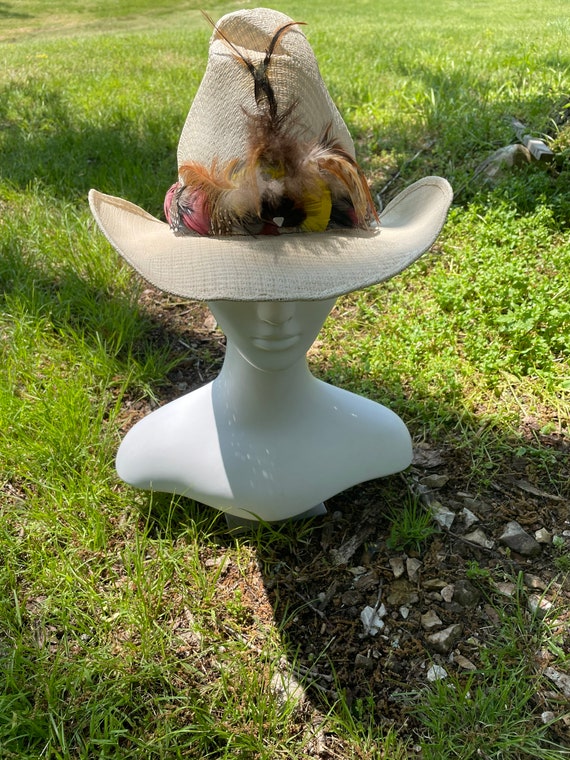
89, 176, 452, 302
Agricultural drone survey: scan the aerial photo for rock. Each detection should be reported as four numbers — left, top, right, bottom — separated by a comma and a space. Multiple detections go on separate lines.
406, 558, 422, 582
399, 606, 410, 620
420, 474, 450, 489
495, 581, 516, 597
523, 573, 546, 590
412, 444, 445, 469
421, 610, 443, 630
387, 580, 420, 607
534, 528, 552, 545
389, 557, 405, 579
453, 653, 477, 671
360, 604, 387, 635
463, 528, 495, 549
461, 508, 479, 529
453, 580, 480, 608
544, 667, 570, 698
270, 670, 306, 708
426, 624, 462, 654
441, 584, 454, 603
499, 521, 541, 557
423, 579, 448, 590
430, 502, 455, 530
527, 594, 552, 619
458, 494, 492, 514
341, 590, 362, 607
354, 570, 380, 591
427, 664, 448, 681
354, 653, 375, 670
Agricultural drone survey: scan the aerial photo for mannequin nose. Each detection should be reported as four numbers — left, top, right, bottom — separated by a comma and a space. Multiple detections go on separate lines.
257, 301, 296, 325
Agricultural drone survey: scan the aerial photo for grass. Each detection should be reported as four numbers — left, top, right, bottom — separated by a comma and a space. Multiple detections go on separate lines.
413, 575, 569, 759
387, 496, 437, 553
1, 0, 569, 757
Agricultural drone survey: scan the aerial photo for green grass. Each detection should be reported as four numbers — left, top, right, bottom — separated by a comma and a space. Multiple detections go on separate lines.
387, 496, 437, 553
413, 575, 569, 759
1, 0, 569, 757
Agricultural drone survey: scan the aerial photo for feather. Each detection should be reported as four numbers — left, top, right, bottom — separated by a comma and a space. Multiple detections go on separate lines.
303, 133, 379, 226
202, 11, 305, 123
165, 182, 211, 236
300, 179, 332, 232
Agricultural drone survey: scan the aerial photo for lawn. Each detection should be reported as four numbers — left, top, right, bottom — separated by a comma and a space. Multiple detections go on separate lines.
1, 0, 569, 757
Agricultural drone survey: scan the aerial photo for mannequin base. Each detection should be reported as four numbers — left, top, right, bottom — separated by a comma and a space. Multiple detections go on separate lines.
224, 502, 327, 532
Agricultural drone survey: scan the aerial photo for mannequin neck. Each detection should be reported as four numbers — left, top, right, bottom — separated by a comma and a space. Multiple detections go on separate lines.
213, 342, 317, 425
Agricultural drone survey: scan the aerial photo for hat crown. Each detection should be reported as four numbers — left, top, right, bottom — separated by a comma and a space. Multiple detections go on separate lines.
177, 8, 354, 169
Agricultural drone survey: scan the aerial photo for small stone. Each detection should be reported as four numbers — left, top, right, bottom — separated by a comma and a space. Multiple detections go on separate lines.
544, 667, 570, 698
463, 528, 495, 549
523, 573, 547, 590
348, 566, 367, 577
203, 313, 218, 332
423, 579, 448, 590
387, 580, 420, 607
459, 495, 492, 514
399, 606, 410, 619
420, 474, 450, 489
453, 653, 477, 671
412, 444, 445, 469
527, 594, 553, 619
495, 581, 516, 597
354, 653, 375, 670
360, 604, 387, 635
406, 558, 422, 582
541, 711, 556, 725
421, 610, 443, 630
426, 624, 462, 655
342, 590, 362, 607
499, 521, 541, 557
427, 664, 448, 681
270, 671, 305, 708
461, 508, 479, 529
430, 502, 455, 530
441, 584, 455, 603
535, 528, 552, 545
389, 557, 406, 579
453, 579, 480, 608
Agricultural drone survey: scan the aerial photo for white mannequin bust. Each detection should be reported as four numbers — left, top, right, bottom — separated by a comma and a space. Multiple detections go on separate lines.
116, 298, 413, 523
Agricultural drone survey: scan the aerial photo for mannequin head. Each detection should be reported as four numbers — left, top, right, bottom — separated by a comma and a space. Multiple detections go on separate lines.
207, 299, 336, 372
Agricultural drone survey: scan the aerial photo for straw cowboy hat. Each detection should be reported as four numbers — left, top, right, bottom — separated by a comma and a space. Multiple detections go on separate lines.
89, 7, 452, 301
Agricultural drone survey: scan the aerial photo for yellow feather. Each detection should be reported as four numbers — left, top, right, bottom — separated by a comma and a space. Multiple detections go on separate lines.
300, 180, 332, 232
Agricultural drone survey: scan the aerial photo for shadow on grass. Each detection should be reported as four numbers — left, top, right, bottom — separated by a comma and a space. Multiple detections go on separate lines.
0, 2, 31, 20
0, 241, 223, 399
0, 82, 180, 211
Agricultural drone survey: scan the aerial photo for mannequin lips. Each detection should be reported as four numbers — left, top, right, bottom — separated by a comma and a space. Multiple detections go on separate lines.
251, 334, 301, 351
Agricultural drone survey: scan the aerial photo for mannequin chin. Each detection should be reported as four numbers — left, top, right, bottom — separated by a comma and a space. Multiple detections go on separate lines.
207, 299, 336, 373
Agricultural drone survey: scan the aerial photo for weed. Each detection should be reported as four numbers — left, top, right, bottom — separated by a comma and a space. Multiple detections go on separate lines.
464, 561, 493, 585
387, 496, 437, 553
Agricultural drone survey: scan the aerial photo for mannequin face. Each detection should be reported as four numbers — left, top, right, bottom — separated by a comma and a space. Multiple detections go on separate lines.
207, 299, 336, 371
